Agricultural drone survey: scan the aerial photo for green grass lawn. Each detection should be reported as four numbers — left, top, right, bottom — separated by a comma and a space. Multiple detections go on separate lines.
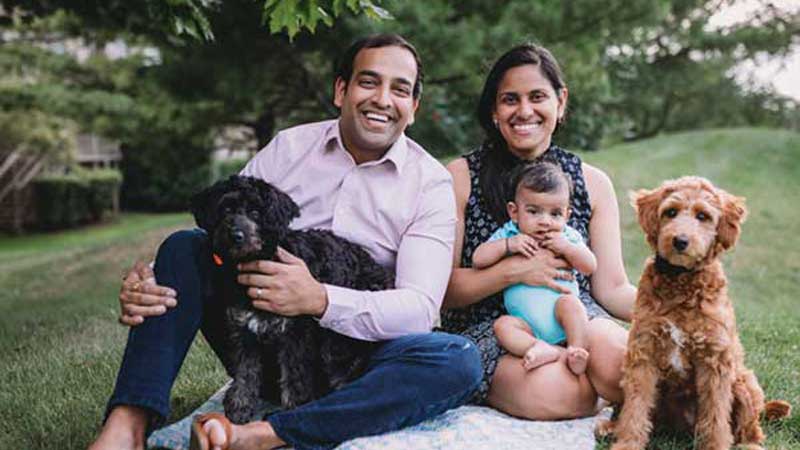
1, 127, 798, 449
0, 213, 229, 449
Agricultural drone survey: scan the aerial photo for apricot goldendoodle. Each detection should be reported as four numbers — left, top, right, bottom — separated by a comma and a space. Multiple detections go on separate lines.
598, 176, 790, 450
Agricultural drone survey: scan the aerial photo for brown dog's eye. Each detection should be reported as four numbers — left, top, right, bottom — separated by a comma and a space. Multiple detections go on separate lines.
663, 208, 678, 218
696, 212, 709, 222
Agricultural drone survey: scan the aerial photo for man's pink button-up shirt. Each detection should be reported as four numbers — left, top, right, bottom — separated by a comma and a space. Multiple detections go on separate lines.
241, 119, 456, 341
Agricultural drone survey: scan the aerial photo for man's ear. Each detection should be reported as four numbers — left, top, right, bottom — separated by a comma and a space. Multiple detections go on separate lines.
717, 191, 747, 250
631, 186, 665, 249
333, 77, 347, 109
407, 97, 420, 126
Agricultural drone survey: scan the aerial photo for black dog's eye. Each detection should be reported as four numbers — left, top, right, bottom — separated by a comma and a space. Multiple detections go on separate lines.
663, 208, 678, 218
696, 211, 709, 222
249, 209, 260, 219
222, 206, 234, 215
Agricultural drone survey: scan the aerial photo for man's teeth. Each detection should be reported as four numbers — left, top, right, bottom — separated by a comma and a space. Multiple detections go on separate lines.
512, 123, 541, 130
365, 112, 389, 123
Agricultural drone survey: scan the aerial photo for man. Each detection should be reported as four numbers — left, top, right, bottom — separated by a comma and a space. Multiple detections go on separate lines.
89, 34, 482, 450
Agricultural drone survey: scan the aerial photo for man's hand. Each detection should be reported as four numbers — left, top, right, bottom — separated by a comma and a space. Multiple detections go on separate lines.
508, 234, 539, 258
237, 247, 328, 317
119, 261, 177, 326
501, 250, 573, 294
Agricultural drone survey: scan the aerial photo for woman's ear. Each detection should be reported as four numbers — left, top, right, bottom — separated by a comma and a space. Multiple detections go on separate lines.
557, 87, 569, 121
716, 191, 747, 250
631, 186, 665, 249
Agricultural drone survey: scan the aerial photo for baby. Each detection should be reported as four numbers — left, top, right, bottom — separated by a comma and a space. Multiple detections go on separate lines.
473, 161, 596, 375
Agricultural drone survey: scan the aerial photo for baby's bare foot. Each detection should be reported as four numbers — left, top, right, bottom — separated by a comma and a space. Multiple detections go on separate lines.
566, 346, 589, 375
522, 340, 560, 370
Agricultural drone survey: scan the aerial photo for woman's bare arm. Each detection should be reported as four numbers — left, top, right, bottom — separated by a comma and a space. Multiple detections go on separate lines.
583, 163, 636, 321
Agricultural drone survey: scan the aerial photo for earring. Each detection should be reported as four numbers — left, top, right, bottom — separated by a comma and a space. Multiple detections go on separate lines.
493, 118, 499, 128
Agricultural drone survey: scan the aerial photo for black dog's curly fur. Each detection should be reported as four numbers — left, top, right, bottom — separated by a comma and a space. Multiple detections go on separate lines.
191, 175, 393, 424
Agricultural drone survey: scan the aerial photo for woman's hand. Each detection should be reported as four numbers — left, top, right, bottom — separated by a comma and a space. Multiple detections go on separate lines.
502, 250, 572, 294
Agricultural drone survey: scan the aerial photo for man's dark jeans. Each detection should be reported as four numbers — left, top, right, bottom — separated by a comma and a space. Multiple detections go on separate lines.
106, 229, 482, 450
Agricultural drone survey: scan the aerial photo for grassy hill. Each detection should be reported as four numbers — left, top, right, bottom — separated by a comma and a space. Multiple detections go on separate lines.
0, 128, 797, 449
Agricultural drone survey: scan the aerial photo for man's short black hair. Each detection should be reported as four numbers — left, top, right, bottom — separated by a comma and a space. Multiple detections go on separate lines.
335, 33, 423, 99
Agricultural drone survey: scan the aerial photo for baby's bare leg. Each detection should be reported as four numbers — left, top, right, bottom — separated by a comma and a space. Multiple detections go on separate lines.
494, 315, 559, 370
555, 295, 590, 375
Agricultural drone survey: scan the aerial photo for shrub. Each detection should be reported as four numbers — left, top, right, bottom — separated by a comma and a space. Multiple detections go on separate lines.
32, 168, 122, 230
86, 169, 122, 221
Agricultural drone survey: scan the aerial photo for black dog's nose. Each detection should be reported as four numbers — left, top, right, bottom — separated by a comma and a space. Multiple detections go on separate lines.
231, 229, 245, 243
672, 236, 689, 251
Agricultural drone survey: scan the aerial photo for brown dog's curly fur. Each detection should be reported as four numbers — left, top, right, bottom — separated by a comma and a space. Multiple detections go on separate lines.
598, 176, 791, 450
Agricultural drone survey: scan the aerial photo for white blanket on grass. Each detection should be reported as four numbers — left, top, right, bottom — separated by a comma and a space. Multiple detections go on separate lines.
147, 382, 609, 450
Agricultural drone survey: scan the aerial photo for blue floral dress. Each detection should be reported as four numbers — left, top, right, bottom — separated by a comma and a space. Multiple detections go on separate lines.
440, 144, 610, 403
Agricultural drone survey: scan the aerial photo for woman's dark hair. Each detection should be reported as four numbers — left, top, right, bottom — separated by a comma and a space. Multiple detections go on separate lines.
335, 33, 423, 99
510, 161, 573, 201
477, 43, 566, 223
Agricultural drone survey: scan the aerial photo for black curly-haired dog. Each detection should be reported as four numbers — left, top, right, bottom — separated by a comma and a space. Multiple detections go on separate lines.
191, 175, 393, 424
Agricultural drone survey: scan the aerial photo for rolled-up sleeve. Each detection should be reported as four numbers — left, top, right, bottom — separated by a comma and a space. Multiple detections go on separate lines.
319, 175, 456, 341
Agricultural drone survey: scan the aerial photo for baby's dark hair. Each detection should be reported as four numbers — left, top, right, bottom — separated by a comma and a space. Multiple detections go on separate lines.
509, 161, 573, 201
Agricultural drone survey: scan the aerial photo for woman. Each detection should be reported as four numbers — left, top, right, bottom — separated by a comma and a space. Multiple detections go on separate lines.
442, 43, 636, 420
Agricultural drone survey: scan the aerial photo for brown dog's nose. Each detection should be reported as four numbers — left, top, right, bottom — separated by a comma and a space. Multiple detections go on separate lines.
673, 236, 689, 252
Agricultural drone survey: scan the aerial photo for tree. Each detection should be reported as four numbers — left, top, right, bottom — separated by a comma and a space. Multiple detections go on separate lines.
2, 0, 797, 210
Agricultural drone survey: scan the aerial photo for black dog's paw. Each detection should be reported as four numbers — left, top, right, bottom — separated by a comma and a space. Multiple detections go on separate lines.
224, 384, 258, 424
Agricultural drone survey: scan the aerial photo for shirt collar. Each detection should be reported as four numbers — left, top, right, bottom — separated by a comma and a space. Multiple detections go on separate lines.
324, 119, 407, 175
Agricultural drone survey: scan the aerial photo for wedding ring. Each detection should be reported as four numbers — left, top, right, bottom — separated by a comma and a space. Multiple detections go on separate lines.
131, 281, 141, 292
255, 288, 262, 299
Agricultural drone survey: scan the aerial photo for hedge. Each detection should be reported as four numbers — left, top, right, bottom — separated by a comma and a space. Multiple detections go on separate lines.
33, 168, 122, 229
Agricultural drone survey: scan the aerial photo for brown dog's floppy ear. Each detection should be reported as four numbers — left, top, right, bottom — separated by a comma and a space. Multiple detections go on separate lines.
631, 186, 665, 249
717, 191, 747, 250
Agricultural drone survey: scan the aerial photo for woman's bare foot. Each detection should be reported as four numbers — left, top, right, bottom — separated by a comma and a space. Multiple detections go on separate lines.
202, 418, 286, 450
522, 340, 561, 370
87, 406, 147, 450
566, 346, 589, 375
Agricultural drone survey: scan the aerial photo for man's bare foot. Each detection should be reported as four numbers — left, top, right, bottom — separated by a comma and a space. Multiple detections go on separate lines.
202, 418, 286, 450
522, 340, 560, 370
566, 346, 589, 375
87, 406, 147, 450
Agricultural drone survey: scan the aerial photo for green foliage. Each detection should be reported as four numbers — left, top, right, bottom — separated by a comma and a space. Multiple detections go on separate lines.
212, 158, 249, 181
86, 168, 122, 220
2, 0, 798, 216
32, 168, 121, 229
0, 109, 76, 162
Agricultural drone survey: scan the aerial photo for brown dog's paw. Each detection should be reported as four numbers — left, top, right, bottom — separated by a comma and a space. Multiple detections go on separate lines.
595, 418, 616, 438
764, 400, 792, 421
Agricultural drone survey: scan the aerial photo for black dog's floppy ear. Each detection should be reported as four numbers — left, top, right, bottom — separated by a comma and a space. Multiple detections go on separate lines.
190, 178, 232, 232
250, 177, 300, 229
